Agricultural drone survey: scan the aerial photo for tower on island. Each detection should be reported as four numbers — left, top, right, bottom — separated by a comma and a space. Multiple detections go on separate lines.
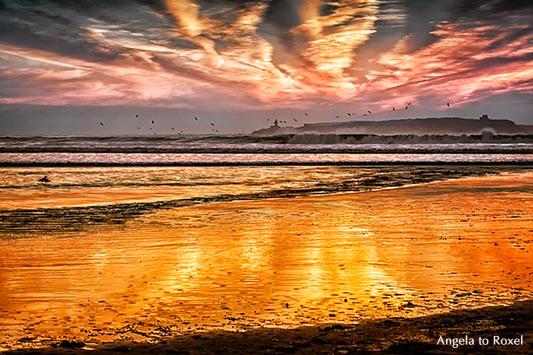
479, 114, 490, 121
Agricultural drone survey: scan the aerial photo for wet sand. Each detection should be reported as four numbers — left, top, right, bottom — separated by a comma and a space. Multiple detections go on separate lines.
1, 171, 533, 353
2, 300, 532, 354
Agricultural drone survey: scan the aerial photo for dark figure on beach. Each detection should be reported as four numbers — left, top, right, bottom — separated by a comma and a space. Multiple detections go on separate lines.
38, 176, 50, 183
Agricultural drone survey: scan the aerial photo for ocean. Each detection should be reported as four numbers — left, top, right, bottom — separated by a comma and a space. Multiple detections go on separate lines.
1, 135, 533, 234
1, 135, 533, 165
1, 135, 532, 233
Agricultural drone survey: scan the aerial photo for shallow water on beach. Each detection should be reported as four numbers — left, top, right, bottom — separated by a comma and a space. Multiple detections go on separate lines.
0, 165, 524, 211
1, 169, 533, 350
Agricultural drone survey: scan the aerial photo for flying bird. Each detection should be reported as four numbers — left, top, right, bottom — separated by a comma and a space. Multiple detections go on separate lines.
405, 106, 409, 110
99, 122, 104, 126
336, 115, 340, 118
136, 114, 139, 118
210, 122, 215, 126
408, 102, 412, 106
393, 107, 396, 111
367, 110, 372, 115
304, 112, 309, 116
293, 118, 298, 121
194, 116, 199, 121
151, 120, 154, 124
38, 175, 50, 183
347, 112, 352, 116
447, 102, 450, 107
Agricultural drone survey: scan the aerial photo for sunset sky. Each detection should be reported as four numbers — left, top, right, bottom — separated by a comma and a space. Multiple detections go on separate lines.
0, 0, 532, 135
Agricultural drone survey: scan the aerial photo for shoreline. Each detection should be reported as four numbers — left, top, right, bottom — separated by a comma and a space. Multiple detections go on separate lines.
2, 300, 532, 354
2, 169, 532, 236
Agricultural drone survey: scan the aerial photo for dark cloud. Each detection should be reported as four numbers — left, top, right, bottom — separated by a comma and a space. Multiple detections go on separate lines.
320, 2, 340, 17
0, 0, 171, 61
256, 0, 302, 72
351, 0, 407, 72
492, 0, 533, 12
476, 53, 533, 68
263, 0, 301, 29
401, 0, 460, 50
256, 0, 301, 57
457, 0, 533, 15
486, 27, 532, 51
0, 21, 118, 62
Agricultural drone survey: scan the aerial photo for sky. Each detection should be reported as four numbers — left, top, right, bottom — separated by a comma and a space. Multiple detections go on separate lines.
0, 0, 532, 135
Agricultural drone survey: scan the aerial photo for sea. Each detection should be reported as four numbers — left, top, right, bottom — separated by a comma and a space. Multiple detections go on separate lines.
1, 135, 533, 165
1, 134, 533, 230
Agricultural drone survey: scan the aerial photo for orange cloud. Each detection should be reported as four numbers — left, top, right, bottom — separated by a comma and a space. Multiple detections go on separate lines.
0, 44, 208, 106
0, 1, 531, 114
364, 22, 533, 111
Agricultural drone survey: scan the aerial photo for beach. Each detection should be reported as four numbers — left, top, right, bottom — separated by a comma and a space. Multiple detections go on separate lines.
1, 168, 532, 353
3, 0, 533, 351
1, 301, 533, 354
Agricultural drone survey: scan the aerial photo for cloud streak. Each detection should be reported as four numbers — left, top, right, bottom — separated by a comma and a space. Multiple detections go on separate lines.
368, 19, 533, 110
0, 0, 531, 117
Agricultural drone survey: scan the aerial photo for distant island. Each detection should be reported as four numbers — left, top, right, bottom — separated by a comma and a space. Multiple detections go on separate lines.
252, 115, 533, 136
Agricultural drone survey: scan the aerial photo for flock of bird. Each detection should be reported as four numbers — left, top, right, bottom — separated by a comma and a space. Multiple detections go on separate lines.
95, 101, 453, 136
98, 114, 222, 135
40, 101, 454, 183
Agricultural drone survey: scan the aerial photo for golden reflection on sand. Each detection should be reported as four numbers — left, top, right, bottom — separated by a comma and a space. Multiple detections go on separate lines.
1, 173, 532, 347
